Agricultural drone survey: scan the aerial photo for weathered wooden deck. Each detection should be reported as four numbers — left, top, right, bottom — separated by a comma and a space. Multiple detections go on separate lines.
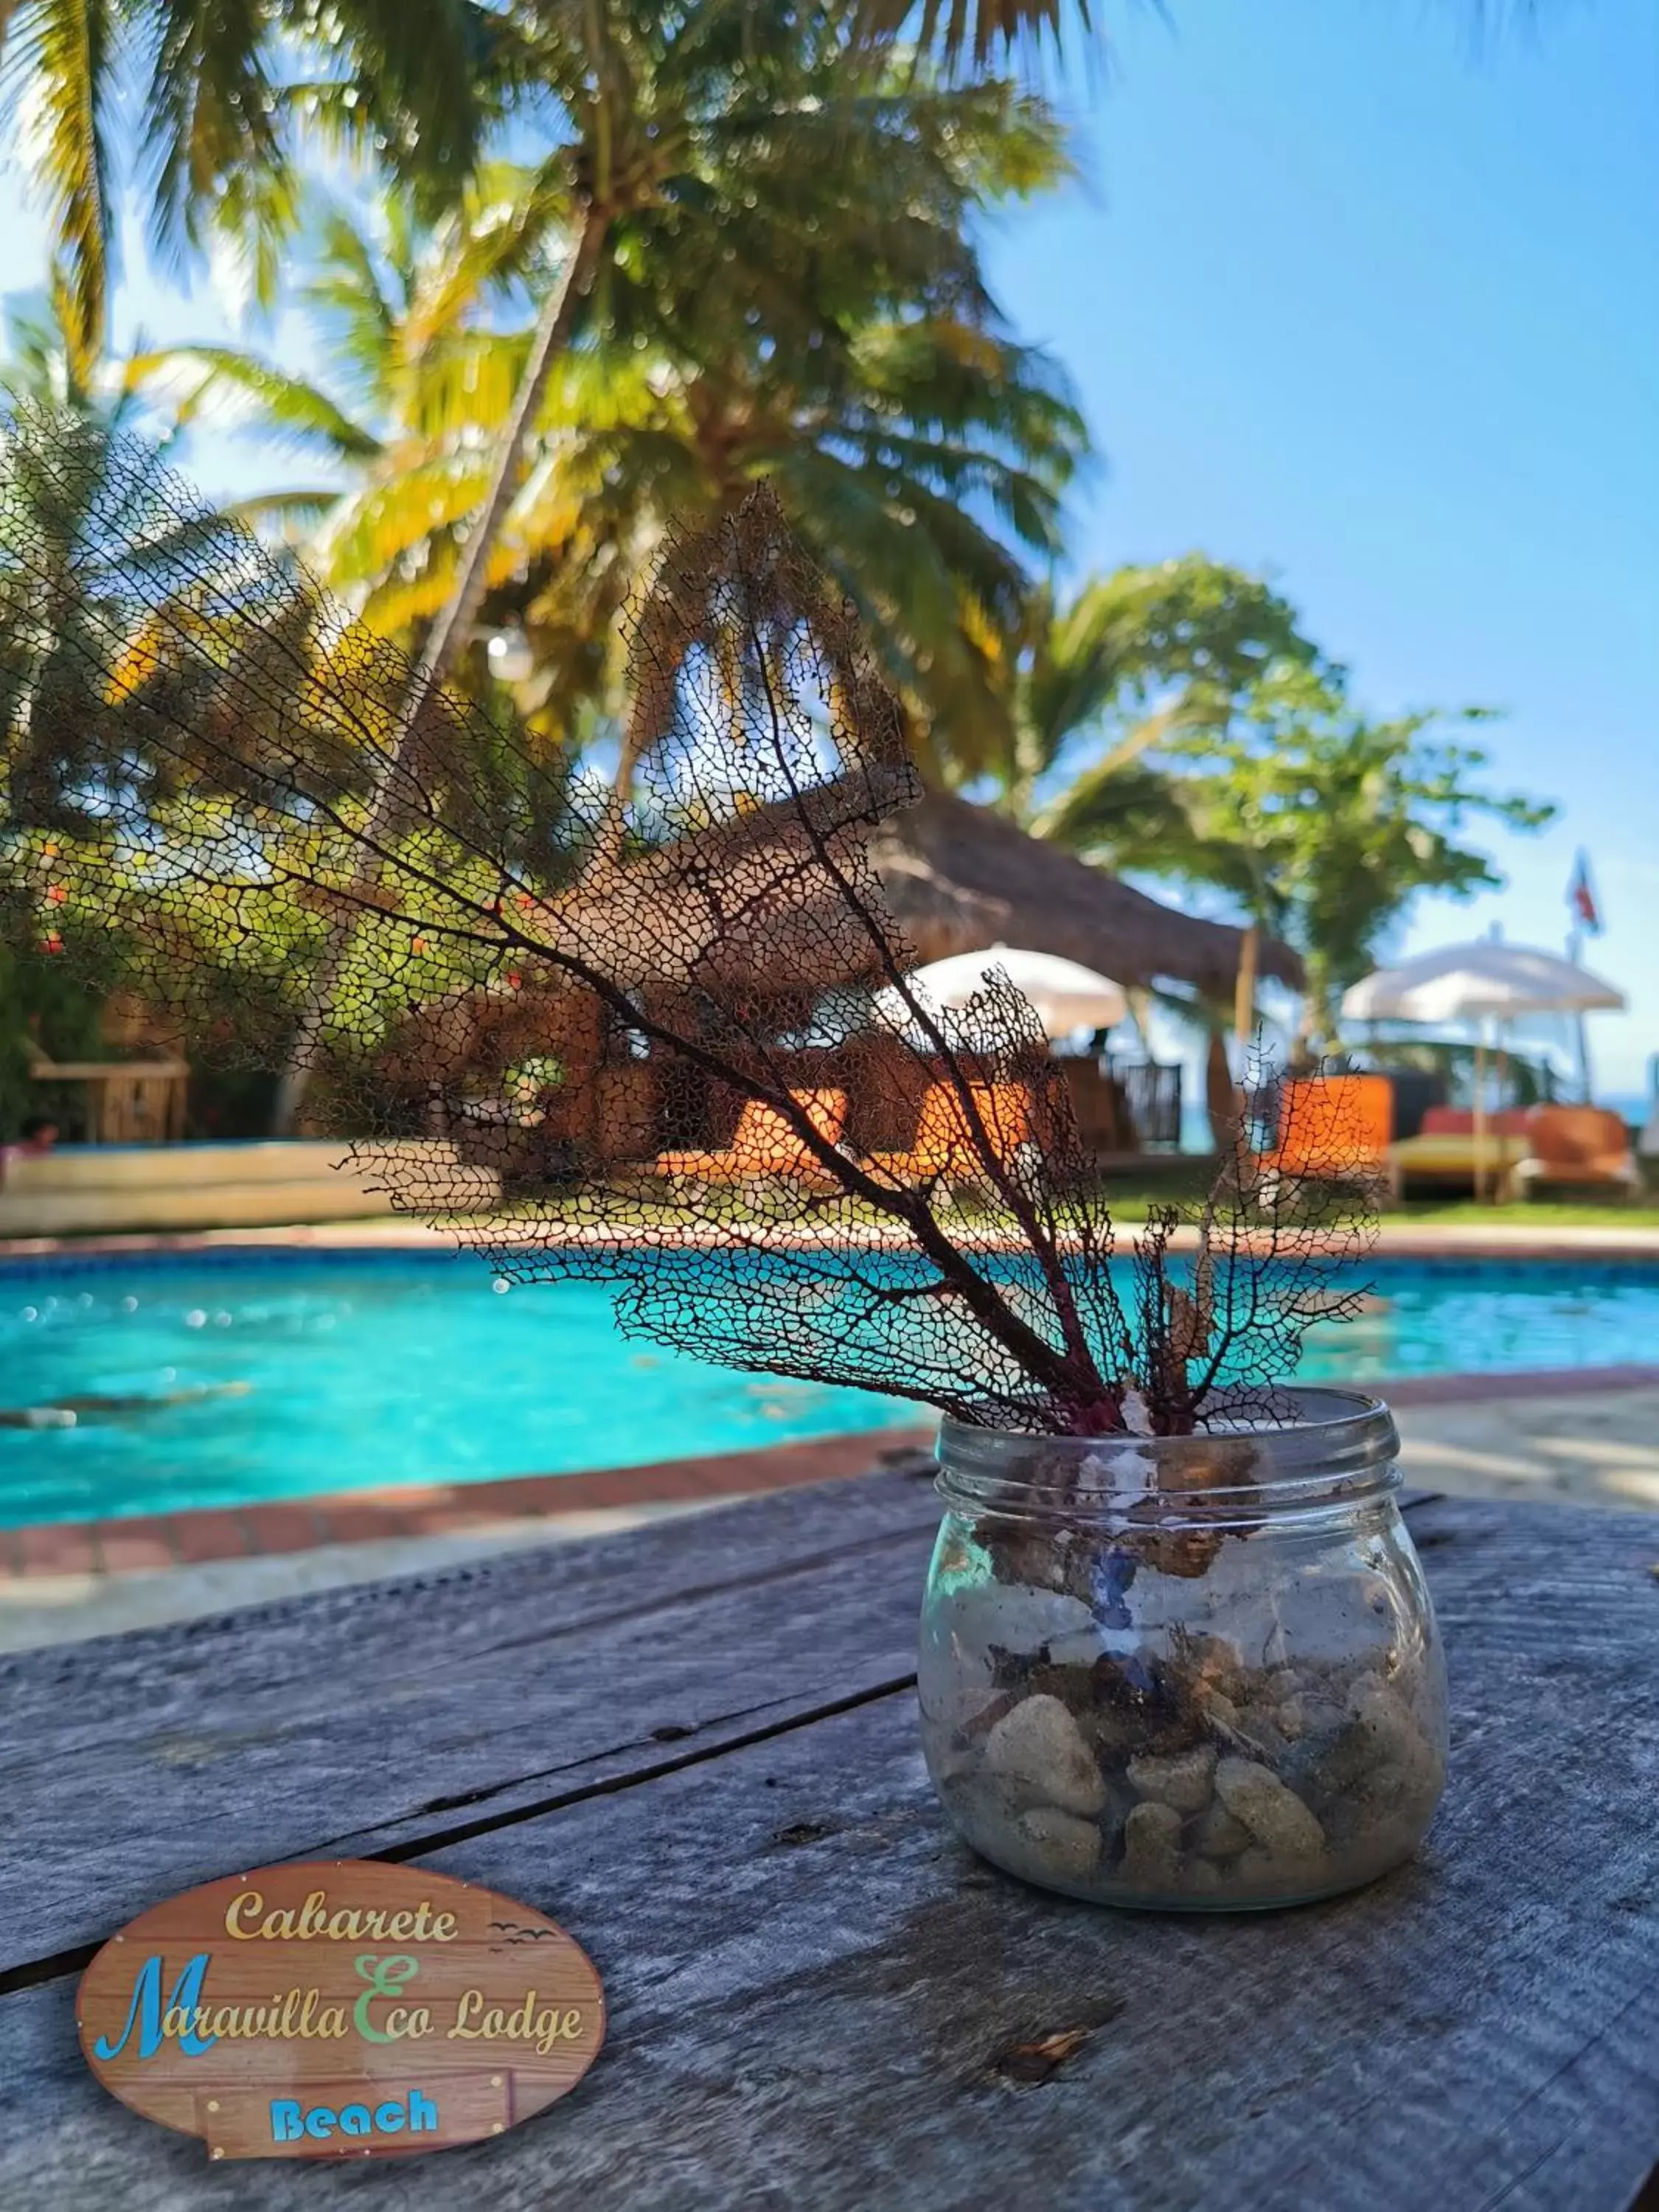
0, 1470, 1655, 2208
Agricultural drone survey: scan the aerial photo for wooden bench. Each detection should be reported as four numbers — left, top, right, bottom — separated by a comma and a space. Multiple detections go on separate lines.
0, 1470, 1654, 2206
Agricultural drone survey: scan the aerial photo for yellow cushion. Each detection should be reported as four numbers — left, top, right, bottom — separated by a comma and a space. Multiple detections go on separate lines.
1389, 1135, 1526, 1173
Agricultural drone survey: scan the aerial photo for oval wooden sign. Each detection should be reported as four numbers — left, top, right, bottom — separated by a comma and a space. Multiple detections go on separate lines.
76, 1860, 605, 2162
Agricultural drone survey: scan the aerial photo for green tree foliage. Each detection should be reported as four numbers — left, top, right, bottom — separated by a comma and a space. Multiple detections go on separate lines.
1, 0, 1536, 396
0, 0, 505, 385
1051, 658, 1555, 1049
0, 294, 173, 1121
2, 0, 1565, 1130
976, 555, 1316, 814
0, 274, 135, 421
0, 914, 106, 1138
136, 62, 1083, 763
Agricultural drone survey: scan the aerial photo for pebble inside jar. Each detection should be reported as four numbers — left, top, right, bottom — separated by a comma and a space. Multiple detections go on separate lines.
918, 1391, 1448, 1910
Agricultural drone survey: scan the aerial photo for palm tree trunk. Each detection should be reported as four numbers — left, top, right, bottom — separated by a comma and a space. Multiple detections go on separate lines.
269, 202, 609, 1135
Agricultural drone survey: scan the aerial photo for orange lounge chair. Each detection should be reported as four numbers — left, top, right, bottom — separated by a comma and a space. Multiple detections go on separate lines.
863, 1080, 1036, 1191
655, 1088, 847, 1183
1254, 1074, 1394, 1188
1509, 1105, 1640, 1200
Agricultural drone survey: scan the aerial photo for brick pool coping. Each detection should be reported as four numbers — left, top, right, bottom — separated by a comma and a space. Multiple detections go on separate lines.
0, 1427, 939, 1581
5, 1360, 1658, 1585
4, 1219, 1659, 1262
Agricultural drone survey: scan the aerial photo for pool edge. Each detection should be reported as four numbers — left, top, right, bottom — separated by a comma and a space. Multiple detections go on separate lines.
7, 1360, 1659, 1581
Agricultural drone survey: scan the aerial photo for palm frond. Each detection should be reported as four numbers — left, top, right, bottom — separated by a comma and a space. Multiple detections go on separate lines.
400, 161, 576, 365
139, 0, 282, 271
855, 0, 1096, 75
1032, 736, 1189, 847
7, 0, 119, 380
127, 344, 383, 463
321, 0, 487, 203
1020, 558, 1315, 786
296, 198, 402, 407
223, 488, 347, 539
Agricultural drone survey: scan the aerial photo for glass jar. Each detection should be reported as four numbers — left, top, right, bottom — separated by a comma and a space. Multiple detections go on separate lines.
917, 1390, 1447, 1910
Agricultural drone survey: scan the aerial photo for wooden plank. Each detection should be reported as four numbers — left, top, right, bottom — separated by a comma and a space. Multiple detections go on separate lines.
0, 1464, 935, 1747
27, 1061, 189, 1080
0, 1472, 940, 1974
0, 1461, 1413, 1755
0, 1496, 1654, 2208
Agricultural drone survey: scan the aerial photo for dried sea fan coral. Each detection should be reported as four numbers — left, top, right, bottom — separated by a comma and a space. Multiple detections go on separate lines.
0, 411, 1376, 1435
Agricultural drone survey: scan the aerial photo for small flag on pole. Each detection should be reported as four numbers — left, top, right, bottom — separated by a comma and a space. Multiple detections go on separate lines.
1567, 849, 1603, 936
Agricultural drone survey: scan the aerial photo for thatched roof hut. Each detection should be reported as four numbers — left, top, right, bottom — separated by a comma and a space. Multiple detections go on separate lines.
370, 781, 1297, 1160
380, 782, 1295, 1081
870, 791, 1301, 1000
554, 778, 1298, 1005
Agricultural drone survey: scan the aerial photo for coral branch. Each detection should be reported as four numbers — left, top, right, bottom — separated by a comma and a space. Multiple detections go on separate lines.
0, 411, 1374, 1433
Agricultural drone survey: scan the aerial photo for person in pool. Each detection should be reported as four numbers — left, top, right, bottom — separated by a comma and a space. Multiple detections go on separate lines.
0, 1381, 253, 1427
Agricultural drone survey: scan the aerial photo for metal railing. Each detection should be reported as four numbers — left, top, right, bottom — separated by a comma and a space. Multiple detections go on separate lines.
1110, 1058, 1183, 1150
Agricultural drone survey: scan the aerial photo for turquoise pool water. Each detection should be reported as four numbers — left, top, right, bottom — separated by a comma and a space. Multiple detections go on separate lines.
0, 1249, 1655, 1528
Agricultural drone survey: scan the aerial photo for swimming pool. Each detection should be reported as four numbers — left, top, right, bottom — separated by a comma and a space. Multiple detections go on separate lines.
1, 1248, 1655, 1528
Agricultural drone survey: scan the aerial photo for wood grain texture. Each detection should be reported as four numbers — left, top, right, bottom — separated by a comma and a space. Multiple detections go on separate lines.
0, 1486, 1654, 2210
0, 1473, 941, 1970
0, 1467, 939, 1742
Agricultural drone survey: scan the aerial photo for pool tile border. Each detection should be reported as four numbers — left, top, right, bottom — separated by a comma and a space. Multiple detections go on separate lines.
6, 1220, 1659, 1267
5, 1360, 1659, 1585
0, 1425, 939, 1582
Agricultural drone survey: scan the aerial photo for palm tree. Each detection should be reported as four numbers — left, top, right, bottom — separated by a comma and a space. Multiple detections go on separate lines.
139, 17, 1087, 1128
193, 0, 882, 1129
986, 557, 1316, 835
136, 68, 1084, 762
1048, 660, 1549, 1054
0, 0, 1099, 678
0, 272, 159, 429
0, 0, 504, 383
944, 557, 1316, 1068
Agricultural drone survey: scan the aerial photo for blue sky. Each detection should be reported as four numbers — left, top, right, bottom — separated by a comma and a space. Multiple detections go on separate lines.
0, 0, 1655, 1092
981, 0, 1659, 1096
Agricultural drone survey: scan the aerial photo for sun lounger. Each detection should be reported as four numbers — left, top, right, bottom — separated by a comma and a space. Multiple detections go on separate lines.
1509, 1105, 1640, 1199
1387, 1107, 1532, 1199
863, 1080, 1036, 1192
655, 1088, 847, 1183
1253, 1074, 1394, 1191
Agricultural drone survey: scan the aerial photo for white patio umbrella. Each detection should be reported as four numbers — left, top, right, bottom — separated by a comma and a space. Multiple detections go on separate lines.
1341, 940, 1627, 1194
874, 943, 1128, 1046
1340, 942, 1625, 1027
